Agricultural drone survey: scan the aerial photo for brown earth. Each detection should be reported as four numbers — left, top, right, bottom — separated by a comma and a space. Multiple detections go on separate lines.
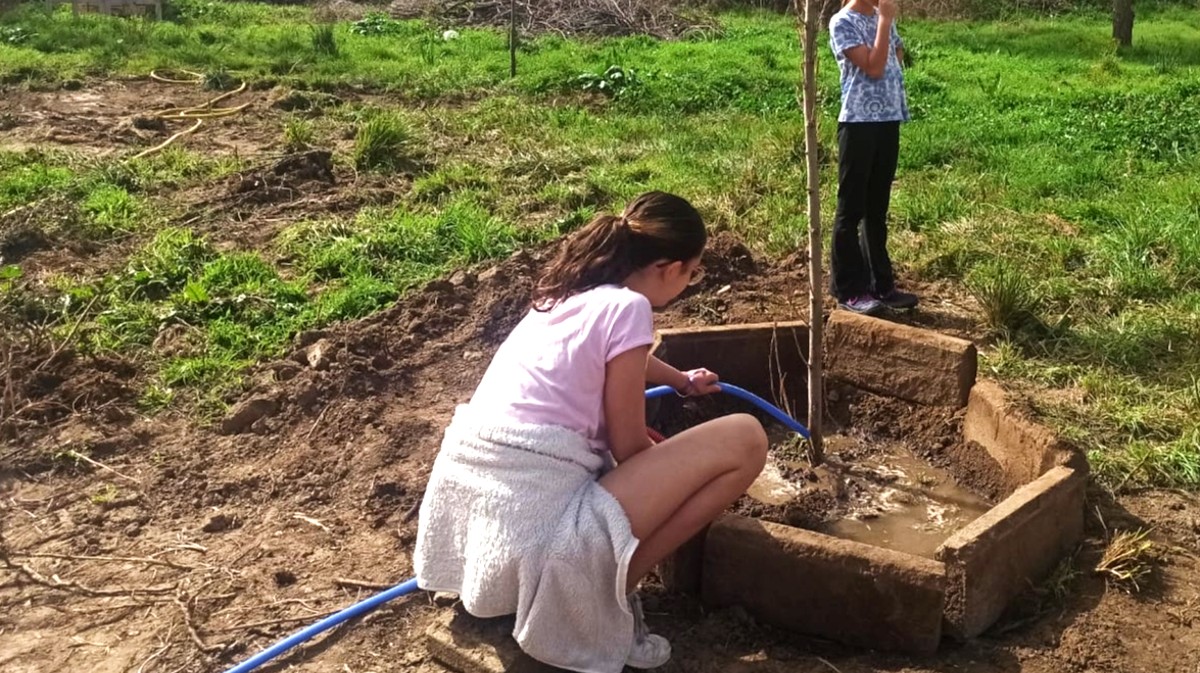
2, 82, 1199, 673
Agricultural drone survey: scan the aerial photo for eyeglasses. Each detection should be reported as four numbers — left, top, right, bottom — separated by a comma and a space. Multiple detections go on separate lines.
656, 261, 706, 286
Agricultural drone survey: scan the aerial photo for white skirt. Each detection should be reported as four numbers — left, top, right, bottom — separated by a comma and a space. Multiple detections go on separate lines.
414, 406, 639, 673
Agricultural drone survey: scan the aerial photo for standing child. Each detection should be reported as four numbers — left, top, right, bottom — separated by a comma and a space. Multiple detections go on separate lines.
414, 192, 768, 672
829, 0, 919, 315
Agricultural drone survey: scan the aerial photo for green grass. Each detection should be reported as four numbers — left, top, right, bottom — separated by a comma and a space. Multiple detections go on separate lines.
2, 3, 1200, 487
0, 148, 242, 246
52, 193, 528, 415
283, 116, 315, 151
352, 111, 415, 172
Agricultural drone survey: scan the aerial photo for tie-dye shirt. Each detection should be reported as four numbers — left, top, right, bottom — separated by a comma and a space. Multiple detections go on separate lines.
829, 7, 910, 123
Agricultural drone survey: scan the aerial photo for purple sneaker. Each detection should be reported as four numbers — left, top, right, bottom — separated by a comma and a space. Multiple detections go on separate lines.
838, 295, 886, 316
876, 289, 919, 310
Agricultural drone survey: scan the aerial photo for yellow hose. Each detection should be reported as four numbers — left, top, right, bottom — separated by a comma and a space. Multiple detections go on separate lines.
129, 119, 204, 161
129, 74, 251, 161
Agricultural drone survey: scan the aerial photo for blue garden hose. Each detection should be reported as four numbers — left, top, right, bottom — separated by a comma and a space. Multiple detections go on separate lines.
222, 383, 808, 673
644, 382, 811, 440
223, 579, 420, 673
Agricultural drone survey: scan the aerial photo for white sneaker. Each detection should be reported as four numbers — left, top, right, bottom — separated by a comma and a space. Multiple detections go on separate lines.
626, 593, 671, 669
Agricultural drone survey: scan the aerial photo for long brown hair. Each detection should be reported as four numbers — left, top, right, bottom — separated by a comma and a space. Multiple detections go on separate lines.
532, 191, 706, 310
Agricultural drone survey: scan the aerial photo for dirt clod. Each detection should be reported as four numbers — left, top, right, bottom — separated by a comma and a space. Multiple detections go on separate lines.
306, 339, 336, 371
220, 395, 280, 435
131, 115, 166, 132
202, 513, 241, 533
268, 88, 341, 113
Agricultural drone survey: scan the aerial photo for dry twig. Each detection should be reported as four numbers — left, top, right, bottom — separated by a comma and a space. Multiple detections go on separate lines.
209, 610, 338, 635
63, 449, 142, 485
12, 551, 197, 571
175, 592, 226, 654
1, 553, 175, 597
335, 577, 392, 591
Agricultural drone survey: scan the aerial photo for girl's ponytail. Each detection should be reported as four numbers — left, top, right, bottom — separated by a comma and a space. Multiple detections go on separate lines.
532, 192, 706, 310
533, 214, 635, 310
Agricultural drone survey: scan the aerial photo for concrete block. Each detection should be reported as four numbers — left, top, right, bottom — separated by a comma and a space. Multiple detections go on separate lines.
825, 312, 977, 408
937, 466, 1086, 639
963, 381, 1089, 492
702, 514, 946, 655
654, 322, 810, 412
424, 609, 565, 673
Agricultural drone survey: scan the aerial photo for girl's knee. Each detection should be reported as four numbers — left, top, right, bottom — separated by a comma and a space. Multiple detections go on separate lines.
726, 414, 768, 468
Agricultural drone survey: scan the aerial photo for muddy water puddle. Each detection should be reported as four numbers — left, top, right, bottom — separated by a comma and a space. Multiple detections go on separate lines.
747, 432, 992, 558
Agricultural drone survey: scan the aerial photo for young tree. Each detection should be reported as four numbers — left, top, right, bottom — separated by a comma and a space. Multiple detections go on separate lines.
1113, 0, 1134, 47
795, 0, 825, 465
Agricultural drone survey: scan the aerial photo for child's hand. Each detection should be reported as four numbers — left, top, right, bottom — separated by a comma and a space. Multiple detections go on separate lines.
879, 0, 898, 21
680, 368, 720, 397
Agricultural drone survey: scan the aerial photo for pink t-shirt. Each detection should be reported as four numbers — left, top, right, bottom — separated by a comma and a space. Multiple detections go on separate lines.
468, 285, 655, 449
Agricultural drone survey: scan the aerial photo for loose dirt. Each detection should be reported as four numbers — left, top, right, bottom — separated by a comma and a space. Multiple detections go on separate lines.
2, 83, 1198, 673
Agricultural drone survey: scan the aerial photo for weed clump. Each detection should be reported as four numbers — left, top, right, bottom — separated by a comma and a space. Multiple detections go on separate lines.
311, 24, 338, 57
352, 113, 414, 172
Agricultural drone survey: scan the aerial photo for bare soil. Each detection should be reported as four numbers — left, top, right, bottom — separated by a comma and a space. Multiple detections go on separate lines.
2, 82, 1199, 673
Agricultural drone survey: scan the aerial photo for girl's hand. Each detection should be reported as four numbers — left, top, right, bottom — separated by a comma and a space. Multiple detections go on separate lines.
879, 0, 898, 21
679, 368, 720, 397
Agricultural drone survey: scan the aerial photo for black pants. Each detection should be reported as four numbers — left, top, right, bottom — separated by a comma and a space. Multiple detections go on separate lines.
830, 121, 900, 301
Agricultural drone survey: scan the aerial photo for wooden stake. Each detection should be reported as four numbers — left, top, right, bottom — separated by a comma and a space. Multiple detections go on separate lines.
797, 0, 824, 465
509, 0, 518, 78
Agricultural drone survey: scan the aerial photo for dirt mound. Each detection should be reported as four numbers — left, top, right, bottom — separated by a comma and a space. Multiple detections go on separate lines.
228, 150, 337, 205
0, 341, 140, 460
663, 230, 808, 327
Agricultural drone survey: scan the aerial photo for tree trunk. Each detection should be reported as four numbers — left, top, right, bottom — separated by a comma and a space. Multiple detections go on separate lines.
795, 0, 825, 466
1113, 0, 1134, 47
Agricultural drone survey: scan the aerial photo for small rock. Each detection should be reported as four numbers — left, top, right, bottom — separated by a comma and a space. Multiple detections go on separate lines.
294, 330, 329, 349
433, 591, 458, 607
268, 88, 341, 112
448, 270, 476, 288
220, 396, 280, 435
425, 279, 454, 294
248, 369, 277, 392
131, 116, 166, 132
203, 513, 241, 534
477, 266, 501, 286
463, 350, 483, 361
250, 416, 273, 435
123, 522, 142, 537
274, 362, 302, 382
294, 384, 321, 410
306, 339, 335, 371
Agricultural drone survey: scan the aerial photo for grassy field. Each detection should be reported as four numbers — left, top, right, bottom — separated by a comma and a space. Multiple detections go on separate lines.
2, 2, 1199, 488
